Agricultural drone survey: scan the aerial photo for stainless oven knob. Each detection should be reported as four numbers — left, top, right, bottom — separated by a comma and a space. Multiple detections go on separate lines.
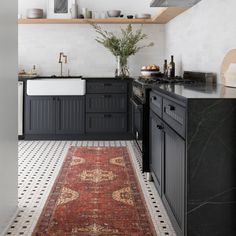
136, 131, 139, 139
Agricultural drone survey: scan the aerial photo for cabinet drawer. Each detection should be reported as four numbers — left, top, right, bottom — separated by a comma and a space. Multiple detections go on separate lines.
150, 91, 162, 117
163, 98, 186, 138
86, 94, 127, 112
86, 113, 127, 133
86, 81, 127, 94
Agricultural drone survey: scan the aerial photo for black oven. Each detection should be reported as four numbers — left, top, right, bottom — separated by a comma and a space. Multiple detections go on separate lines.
131, 80, 150, 173
130, 97, 143, 152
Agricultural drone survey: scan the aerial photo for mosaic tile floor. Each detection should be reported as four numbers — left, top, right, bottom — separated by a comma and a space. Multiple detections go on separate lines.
5, 141, 176, 236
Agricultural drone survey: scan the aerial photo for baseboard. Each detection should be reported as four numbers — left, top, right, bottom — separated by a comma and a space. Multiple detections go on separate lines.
18, 135, 24, 140
0, 207, 19, 236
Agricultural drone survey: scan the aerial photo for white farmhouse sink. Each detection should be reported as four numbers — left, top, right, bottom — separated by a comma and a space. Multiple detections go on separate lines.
27, 79, 86, 96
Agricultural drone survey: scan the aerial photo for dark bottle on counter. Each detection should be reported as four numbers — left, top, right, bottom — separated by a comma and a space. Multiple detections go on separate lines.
168, 55, 175, 78
163, 59, 168, 78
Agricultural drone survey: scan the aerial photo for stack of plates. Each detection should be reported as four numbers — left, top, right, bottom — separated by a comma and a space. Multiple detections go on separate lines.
27, 9, 44, 19
135, 13, 151, 19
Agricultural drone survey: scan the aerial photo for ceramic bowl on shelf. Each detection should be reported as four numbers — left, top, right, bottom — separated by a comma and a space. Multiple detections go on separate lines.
26, 8, 44, 19
107, 10, 121, 17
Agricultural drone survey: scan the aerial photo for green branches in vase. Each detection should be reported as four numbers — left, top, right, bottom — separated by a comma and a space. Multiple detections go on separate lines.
91, 23, 154, 78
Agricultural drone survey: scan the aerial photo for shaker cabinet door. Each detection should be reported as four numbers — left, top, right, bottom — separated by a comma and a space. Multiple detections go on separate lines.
25, 96, 55, 134
163, 124, 185, 235
150, 111, 163, 196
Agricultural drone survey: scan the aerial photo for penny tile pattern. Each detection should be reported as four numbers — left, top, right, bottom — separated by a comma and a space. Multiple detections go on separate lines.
5, 141, 175, 236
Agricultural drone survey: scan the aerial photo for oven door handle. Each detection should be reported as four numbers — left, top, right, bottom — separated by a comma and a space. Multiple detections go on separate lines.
130, 98, 143, 110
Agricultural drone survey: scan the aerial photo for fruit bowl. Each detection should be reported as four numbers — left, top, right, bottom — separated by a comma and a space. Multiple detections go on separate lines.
141, 70, 161, 77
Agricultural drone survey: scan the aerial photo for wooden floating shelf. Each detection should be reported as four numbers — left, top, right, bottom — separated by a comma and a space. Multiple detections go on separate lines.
18, 7, 190, 25
18, 18, 155, 24
152, 7, 189, 23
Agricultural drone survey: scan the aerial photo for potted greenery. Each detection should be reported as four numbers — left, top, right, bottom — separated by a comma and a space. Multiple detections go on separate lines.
91, 24, 154, 78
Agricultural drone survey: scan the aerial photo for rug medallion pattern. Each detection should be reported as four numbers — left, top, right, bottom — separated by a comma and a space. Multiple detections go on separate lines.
33, 147, 156, 236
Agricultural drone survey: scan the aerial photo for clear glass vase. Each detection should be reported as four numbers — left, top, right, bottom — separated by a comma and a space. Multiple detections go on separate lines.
115, 56, 129, 78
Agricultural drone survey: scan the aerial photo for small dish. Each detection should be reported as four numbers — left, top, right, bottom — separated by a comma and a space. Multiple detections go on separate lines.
135, 13, 151, 19
127, 15, 134, 19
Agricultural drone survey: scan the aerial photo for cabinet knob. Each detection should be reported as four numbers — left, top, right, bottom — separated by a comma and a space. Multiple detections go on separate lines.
153, 96, 157, 100
156, 125, 163, 130
168, 104, 175, 111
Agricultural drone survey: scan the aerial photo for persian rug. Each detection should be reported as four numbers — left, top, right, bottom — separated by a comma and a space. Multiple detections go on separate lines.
33, 147, 156, 236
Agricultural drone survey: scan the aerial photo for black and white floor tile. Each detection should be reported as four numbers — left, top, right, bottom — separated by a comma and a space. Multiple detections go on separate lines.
5, 141, 175, 236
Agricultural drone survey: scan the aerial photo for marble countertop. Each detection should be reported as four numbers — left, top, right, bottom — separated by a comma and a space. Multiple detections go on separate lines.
152, 83, 236, 99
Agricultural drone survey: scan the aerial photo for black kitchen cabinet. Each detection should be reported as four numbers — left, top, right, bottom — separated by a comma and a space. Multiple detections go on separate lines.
25, 96, 55, 134
86, 94, 127, 113
149, 86, 236, 236
24, 78, 132, 139
149, 95, 185, 235
149, 110, 163, 195
86, 80, 127, 94
162, 123, 185, 235
85, 79, 131, 135
25, 96, 85, 136
56, 96, 85, 134
86, 113, 127, 133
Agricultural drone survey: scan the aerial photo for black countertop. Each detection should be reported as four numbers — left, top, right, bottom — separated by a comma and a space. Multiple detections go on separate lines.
152, 83, 236, 100
18, 76, 133, 81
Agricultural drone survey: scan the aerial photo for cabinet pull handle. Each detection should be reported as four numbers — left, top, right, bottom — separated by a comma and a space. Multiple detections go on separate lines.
156, 125, 163, 130
153, 96, 157, 100
104, 114, 112, 118
168, 104, 175, 111
104, 83, 112, 86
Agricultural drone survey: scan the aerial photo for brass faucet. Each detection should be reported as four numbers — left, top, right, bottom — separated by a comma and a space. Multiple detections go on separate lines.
58, 52, 68, 76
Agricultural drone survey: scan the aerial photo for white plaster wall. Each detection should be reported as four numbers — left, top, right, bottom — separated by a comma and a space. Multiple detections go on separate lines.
0, 0, 18, 235
18, 0, 165, 77
165, 0, 236, 82
19, 24, 165, 77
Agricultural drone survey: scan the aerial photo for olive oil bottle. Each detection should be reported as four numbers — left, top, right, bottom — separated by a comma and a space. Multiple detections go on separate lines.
168, 55, 175, 78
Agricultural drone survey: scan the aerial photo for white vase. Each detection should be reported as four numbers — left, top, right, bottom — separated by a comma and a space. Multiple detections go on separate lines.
70, 4, 78, 19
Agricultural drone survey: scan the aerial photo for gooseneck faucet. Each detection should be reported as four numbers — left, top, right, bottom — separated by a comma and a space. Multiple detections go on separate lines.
58, 52, 68, 76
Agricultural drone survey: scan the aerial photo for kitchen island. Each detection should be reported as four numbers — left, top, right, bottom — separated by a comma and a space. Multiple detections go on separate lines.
149, 83, 236, 236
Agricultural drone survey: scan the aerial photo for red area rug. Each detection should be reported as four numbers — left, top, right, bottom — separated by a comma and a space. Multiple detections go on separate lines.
33, 147, 156, 236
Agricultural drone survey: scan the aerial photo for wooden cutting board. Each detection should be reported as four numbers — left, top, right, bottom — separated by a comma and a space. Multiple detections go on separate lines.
220, 49, 236, 84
